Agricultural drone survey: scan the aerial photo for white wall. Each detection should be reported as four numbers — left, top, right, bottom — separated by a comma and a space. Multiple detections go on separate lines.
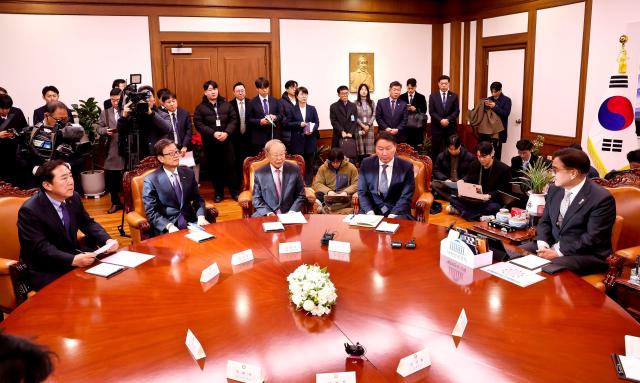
159, 16, 270, 32
443, 23, 451, 77
482, 12, 528, 37
0, 14, 152, 122
279, 20, 431, 130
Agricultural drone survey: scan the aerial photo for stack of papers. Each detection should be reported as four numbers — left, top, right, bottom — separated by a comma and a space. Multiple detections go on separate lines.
376, 221, 399, 234
100, 251, 155, 268
481, 262, 545, 287
262, 221, 285, 232
612, 336, 640, 381
185, 230, 215, 243
277, 211, 307, 224
85, 263, 125, 277
348, 214, 384, 228
509, 255, 551, 273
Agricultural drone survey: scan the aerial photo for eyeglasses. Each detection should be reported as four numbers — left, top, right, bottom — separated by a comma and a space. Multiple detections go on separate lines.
162, 150, 180, 157
551, 166, 570, 174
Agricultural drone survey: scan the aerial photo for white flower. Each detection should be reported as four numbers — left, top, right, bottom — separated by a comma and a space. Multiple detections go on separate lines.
303, 300, 316, 311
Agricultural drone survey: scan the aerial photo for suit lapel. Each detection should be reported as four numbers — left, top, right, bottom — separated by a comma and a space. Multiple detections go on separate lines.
38, 192, 71, 241
559, 181, 591, 232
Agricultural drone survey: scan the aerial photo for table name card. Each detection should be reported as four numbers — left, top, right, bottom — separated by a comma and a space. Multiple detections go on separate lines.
226, 360, 263, 383
231, 249, 254, 266
279, 241, 302, 254
396, 348, 431, 377
185, 329, 205, 360
316, 371, 356, 383
328, 240, 351, 254
200, 262, 220, 283
263, 221, 285, 232
452, 308, 468, 338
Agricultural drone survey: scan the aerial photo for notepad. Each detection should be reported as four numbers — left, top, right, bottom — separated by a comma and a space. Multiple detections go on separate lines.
376, 221, 399, 233
185, 230, 215, 243
262, 221, 285, 232
348, 214, 383, 228
277, 211, 307, 224
85, 262, 125, 278
100, 250, 154, 268
509, 255, 550, 273
481, 262, 545, 288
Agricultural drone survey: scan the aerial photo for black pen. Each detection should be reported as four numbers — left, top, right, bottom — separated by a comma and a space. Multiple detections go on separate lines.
107, 267, 127, 279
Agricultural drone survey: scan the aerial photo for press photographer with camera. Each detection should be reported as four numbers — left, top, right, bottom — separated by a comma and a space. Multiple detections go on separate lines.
0, 93, 28, 184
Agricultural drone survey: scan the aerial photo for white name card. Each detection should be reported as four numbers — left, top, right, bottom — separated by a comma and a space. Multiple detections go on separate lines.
226, 360, 263, 383
200, 262, 220, 283
279, 241, 302, 254
185, 329, 206, 360
231, 249, 254, 266
396, 348, 431, 377
328, 240, 351, 254
316, 371, 356, 383
452, 308, 468, 338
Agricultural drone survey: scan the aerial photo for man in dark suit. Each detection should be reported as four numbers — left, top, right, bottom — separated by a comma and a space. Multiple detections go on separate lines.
143, 139, 208, 235
252, 139, 307, 217
521, 148, 616, 275
448, 141, 511, 221
358, 132, 415, 220
32, 85, 74, 124
246, 77, 282, 156
157, 91, 192, 156
484, 81, 512, 160
510, 139, 546, 179
17, 160, 118, 291
230, 82, 251, 192
432, 134, 477, 202
329, 85, 358, 149
428, 75, 460, 156
278, 80, 298, 151
399, 78, 428, 148
0, 94, 27, 184
376, 81, 409, 143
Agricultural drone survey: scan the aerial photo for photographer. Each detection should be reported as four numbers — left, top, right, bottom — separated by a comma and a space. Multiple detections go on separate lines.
0, 94, 27, 184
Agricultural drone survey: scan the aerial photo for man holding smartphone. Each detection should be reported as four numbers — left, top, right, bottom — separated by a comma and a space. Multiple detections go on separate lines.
97, 88, 125, 213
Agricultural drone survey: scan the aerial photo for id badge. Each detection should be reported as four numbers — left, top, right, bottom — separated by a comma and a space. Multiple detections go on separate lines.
350, 114, 355, 122
216, 119, 221, 127
363, 116, 368, 123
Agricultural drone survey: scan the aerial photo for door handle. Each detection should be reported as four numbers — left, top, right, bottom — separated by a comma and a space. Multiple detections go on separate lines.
515, 119, 522, 124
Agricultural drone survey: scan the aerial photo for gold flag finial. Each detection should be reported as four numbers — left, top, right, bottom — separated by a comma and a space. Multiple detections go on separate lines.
618, 35, 628, 74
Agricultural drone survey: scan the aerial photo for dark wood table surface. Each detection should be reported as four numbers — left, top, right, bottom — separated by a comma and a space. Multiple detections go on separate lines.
2, 215, 638, 382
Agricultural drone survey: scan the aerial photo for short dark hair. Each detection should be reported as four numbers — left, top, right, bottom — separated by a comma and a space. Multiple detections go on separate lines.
438, 75, 450, 82
0, 94, 13, 109
476, 141, 494, 156
295, 87, 308, 97
160, 92, 177, 103
375, 131, 397, 145
447, 134, 461, 149
406, 78, 417, 87
233, 82, 245, 90
0, 87, 7, 95
553, 148, 591, 174
337, 85, 349, 94
327, 148, 345, 162
35, 159, 69, 186
569, 143, 583, 151
628, 149, 640, 164
41, 86, 59, 97
203, 80, 218, 91
156, 88, 171, 100
138, 85, 154, 95
111, 79, 126, 89
154, 138, 176, 156
516, 139, 534, 151
45, 101, 68, 115
0, 333, 55, 383
490, 81, 502, 92
389, 81, 402, 89
284, 80, 298, 89
109, 88, 121, 97
255, 77, 270, 89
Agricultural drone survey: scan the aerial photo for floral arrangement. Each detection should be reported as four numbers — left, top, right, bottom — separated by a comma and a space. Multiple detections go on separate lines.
532, 134, 545, 156
287, 264, 337, 316
191, 130, 204, 164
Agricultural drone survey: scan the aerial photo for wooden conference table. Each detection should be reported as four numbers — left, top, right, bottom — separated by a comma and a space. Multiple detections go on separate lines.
2, 215, 639, 382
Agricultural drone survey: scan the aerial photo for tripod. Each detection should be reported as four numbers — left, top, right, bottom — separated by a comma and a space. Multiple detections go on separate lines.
116, 118, 144, 237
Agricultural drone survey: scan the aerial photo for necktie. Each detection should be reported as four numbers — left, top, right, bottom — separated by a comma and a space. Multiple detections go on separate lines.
379, 164, 389, 196
170, 112, 178, 144
523, 161, 529, 169
114, 109, 119, 121
391, 100, 396, 116
274, 168, 282, 202
172, 173, 187, 229
558, 191, 572, 226
409, 94, 413, 105
442, 92, 447, 105
60, 202, 72, 239
262, 98, 269, 115
239, 101, 246, 134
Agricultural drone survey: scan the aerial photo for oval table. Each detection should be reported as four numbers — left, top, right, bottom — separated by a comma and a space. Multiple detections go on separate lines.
2, 215, 638, 382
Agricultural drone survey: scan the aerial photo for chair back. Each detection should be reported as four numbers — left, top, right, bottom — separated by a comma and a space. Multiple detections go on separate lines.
123, 156, 161, 216
607, 186, 640, 251
395, 143, 433, 207
242, 151, 306, 193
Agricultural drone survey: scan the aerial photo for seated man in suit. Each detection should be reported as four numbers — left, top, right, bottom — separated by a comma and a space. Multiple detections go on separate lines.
157, 91, 192, 157
17, 160, 119, 291
0, 94, 28, 184
252, 139, 307, 217
521, 148, 616, 275
358, 132, 415, 220
375, 81, 408, 143
432, 134, 477, 202
604, 149, 640, 180
447, 141, 511, 221
143, 139, 208, 234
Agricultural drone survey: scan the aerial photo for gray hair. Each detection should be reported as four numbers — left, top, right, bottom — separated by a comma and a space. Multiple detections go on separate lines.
264, 139, 285, 154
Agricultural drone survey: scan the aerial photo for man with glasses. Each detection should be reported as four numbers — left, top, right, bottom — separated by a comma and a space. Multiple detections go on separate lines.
520, 148, 616, 275
142, 139, 208, 235
252, 139, 306, 217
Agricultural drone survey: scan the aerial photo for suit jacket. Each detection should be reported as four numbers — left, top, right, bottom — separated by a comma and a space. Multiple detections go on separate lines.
357, 155, 415, 219
375, 98, 409, 141
0, 107, 27, 156
399, 91, 428, 114
536, 180, 616, 272
155, 107, 193, 149
230, 98, 249, 139
279, 92, 297, 144
463, 159, 512, 201
246, 95, 282, 148
18, 191, 110, 291
285, 104, 320, 155
489, 94, 512, 143
428, 91, 460, 131
96, 107, 124, 170
252, 162, 307, 217
433, 145, 477, 181
143, 166, 206, 235
510, 153, 547, 180
329, 100, 358, 148
32, 105, 74, 125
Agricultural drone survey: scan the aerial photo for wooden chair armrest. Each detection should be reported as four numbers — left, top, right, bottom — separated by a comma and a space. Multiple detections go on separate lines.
126, 211, 150, 232
304, 187, 316, 214
352, 194, 360, 214
604, 254, 627, 291
615, 246, 640, 265
238, 190, 253, 218
204, 204, 219, 223
0, 258, 17, 274
414, 192, 434, 223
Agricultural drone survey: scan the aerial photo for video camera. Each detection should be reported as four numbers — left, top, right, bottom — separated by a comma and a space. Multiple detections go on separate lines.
19, 119, 84, 160
122, 73, 150, 116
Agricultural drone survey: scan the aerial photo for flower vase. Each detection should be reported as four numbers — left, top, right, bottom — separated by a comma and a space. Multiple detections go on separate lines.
526, 192, 546, 217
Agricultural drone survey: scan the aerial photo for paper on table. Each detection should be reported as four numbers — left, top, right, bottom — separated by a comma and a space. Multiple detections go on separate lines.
263, 222, 285, 232
93, 240, 116, 255
626, 335, 640, 358
85, 262, 125, 277
619, 355, 640, 380
481, 262, 545, 288
100, 250, 155, 268
510, 255, 551, 272
452, 308, 468, 337
349, 214, 383, 227
179, 151, 196, 167
376, 221, 399, 233
277, 211, 308, 224
185, 230, 215, 243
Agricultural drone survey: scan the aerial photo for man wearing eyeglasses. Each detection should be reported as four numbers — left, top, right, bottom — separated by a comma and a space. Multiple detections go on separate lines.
142, 139, 208, 234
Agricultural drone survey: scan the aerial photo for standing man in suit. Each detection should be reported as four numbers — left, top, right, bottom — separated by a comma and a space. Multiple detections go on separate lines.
18, 160, 118, 291
32, 85, 74, 124
194, 80, 239, 202
247, 77, 282, 156
284, 86, 320, 185
376, 81, 409, 143
252, 139, 307, 217
329, 85, 358, 150
429, 75, 460, 156
0, 94, 27, 184
279, 80, 298, 151
142, 139, 208, 235
97, 88, 125, 214
484, 82, 512, 160
521, 148, 616, 275
510, 139, 546, 180
230, 82, 250, 191
399, 78, 428, 148
157, 91, 192, 157
358, 132, 415, 220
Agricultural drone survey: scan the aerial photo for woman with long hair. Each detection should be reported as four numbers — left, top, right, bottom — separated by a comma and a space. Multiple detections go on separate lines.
355, 83, 375, 164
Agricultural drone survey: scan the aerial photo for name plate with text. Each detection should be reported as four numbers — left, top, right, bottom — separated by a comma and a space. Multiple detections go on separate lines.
396, 348, 431, 377
185, 329, 206, 360
316, 371, 356, 383
328, 240, 351, 254
279, 241, 302, 254
231, 249, 254, 266
200, 262, 220, 283
226, 360, 263, 383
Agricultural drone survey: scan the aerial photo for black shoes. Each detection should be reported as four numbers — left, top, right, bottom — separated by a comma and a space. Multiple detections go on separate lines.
107, 205, 123, 214
214, 196, 223, 203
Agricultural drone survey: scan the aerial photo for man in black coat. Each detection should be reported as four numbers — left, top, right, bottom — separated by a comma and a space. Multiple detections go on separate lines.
399, 78, 428, 148
485, 81, 512, 160
246, 77, 282, 156
18, 160, 118, 291
329, 85, 358, 149
428, 75, 460, 157
278, 80, 298, 151
0, 94, 27, 184
229, 82, 251, 192
432, 134, 477, 201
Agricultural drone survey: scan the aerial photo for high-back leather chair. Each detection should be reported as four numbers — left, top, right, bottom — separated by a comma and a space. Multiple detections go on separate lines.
123, 156, 218, 244
352, 144, 434, 223
0, 182, 37, 313
237, 151, 316, 218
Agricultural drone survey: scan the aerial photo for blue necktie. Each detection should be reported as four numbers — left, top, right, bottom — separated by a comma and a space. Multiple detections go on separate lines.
172, 173, 187, 229
379, 164, 389, 197
60, 202, 72, 240
262, 98, 269, 115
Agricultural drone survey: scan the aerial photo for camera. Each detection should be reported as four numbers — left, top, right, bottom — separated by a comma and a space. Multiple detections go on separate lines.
123, 84, 151, 116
